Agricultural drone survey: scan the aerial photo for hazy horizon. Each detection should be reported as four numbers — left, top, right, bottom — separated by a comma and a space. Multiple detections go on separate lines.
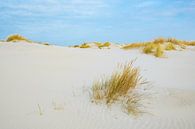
0, 0, 195, 45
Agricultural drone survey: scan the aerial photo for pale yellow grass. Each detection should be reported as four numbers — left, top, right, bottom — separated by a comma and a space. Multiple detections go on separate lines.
91, 62, 147, 115
6, 34, 31, 42
122, 43, 147, 49
97, 42, 111, 49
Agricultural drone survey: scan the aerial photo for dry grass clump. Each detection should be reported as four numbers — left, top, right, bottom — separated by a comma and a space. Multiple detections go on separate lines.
6, 34, 31, 42
80, 43, 90, 48
91, 62, 147, 115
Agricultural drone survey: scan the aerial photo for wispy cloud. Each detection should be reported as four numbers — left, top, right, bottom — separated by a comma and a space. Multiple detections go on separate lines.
0, 0, 109, 17
135, 1, 160, 8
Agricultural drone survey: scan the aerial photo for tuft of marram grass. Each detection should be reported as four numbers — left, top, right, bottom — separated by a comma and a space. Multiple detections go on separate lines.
6, 34, 31, 42
91, 62, 147, 115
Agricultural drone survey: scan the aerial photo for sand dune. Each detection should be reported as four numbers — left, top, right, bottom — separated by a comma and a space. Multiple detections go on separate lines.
0, 42, 195, 129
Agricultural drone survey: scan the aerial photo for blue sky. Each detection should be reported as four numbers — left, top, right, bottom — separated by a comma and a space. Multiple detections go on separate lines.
0, 0, 195, 45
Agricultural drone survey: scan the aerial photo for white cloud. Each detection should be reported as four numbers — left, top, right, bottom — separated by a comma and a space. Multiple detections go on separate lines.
135, 1, 160, 8
0, 0, 109, 17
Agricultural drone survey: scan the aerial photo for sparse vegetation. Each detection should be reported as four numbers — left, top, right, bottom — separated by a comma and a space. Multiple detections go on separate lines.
91, 62, 147, 115
80, 43, 90, 48
123, 43, 146, 49
96, 42, 111, 49
6, 34, 31, 42
122, 37, 195, 58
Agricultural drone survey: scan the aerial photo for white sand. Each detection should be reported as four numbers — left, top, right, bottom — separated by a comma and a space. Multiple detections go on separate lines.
0, 42, 195, 129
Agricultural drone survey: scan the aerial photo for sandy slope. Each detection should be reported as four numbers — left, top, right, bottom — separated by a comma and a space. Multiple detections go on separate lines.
0, 42, 195, 129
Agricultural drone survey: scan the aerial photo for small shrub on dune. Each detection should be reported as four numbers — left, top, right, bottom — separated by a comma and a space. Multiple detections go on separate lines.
155, 44, 164, 57
80, 43, 90, 48
91, 62, 147, 115
6, 34, 31, 42
165, 43, 176, 51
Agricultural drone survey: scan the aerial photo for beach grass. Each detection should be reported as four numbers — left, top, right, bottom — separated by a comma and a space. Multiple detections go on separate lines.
91, 62, 147, 115
6, 34, 31, 42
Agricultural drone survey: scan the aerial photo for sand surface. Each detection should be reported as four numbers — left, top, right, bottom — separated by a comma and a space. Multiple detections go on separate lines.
0, 42, 195, 129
